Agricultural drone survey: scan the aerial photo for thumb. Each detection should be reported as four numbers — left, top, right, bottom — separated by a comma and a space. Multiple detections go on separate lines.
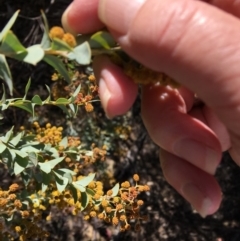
98, 0, 240, 163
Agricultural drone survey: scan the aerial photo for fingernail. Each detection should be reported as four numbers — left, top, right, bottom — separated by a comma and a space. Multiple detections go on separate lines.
61, 4, 78, 35
98, 0, 146, 34
99, 78, 112, 119
173, 139, 220, 175
181, 183, 213, 218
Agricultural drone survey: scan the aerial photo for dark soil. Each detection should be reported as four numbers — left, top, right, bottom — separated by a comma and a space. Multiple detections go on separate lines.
1, 1, 240, 241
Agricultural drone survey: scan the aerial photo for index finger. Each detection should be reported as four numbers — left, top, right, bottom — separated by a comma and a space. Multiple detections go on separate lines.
62, 0, 103, 34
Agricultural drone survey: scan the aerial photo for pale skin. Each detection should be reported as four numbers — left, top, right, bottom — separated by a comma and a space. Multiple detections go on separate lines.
62, 0, 240, 217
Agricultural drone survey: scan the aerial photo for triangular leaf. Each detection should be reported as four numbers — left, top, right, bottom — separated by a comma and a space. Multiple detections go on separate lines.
0, 10, 20, 42
9, 132, 23, 146
54, 171, 69, 193
68, 42, 91, 65
0, 31, 27, 58
73, 173, 95, 187
31, 95, 43, 105
0, 54, 13, 95
2, 126, 14, 143
38, 156, 64, 173
59, 136, 68, 148
24, 45, 44, 65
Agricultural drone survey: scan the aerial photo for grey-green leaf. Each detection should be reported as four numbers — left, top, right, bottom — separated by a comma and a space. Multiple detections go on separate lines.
24, 45, 44, 65
68, 42, 91, 65
54, 171, 69, 193
73, 173, 95, 187
38, 156, 64, 173
9, 132, 22, 146
13, 149, 28, 158
59, 137, 68, 148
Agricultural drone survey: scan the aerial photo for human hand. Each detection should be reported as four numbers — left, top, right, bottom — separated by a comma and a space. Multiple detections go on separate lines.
62, 0, 240, 217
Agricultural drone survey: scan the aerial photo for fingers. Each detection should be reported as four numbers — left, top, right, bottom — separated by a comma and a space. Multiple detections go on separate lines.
206, 0, 240, 17
195, 106, 231, 151
141, 84, 222, 175
98, 0, 240, 163
160, 149, 222, 217
93, 55, 138, 118
62, 0, 104, 34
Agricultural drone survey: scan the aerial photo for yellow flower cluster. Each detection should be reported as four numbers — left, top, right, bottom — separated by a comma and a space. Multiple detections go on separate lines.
64, 144, 107, 175
50, 70, 99, 113
33, 122, 63, 146
67, 136, 81, 147
49, 26, 77, 47
82, 174, 149, 231
48, 189, 82, 215
74, 93, 94, 112
110, 55, 180, 87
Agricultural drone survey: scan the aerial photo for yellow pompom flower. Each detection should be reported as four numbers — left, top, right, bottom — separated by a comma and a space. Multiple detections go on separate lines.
62, 33, 77, 47
9, 183, 19, 192
49, 26, 65, 39
85, 102, 94, 112
133, 174, 140, 182
112, 216, 119, 225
